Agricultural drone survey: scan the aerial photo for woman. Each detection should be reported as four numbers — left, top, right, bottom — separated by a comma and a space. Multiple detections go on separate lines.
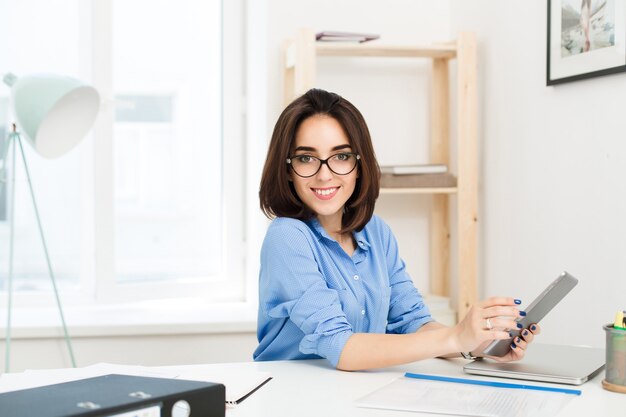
254, 88, 539, 370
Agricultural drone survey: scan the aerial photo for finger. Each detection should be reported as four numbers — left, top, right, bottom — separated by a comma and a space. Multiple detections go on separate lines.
520, 328, 535, 343
483, 306, 525, 319
487, 317, 523, 331
508, 342, 526, 360
528, 323, 541, 335
488, 330, 513, 340
512, 335, 528, 350
478, 296, 522, 309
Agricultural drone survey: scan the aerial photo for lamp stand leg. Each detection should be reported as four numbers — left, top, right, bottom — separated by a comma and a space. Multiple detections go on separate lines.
4, 132, 17, 373
10, 133, 77, 368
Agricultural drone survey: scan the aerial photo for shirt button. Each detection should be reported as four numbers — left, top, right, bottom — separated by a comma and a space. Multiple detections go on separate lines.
361, 309, 366, 315
353, 275, 359, 280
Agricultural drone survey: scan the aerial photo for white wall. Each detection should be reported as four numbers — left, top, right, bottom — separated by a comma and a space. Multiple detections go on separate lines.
451, 0, 626, 349
0, 332, 257, 371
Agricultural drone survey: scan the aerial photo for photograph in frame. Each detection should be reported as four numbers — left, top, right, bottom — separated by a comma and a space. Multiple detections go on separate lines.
547, 0, 626, 85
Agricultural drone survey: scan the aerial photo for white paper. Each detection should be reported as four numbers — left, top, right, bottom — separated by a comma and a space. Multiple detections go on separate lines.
0, 363, 176, 394
0, 362, 272, 405
355, 377, 575, 417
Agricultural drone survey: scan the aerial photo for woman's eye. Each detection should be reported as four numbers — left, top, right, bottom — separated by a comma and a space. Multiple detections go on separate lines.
296, 155, 313, 163
335, 153, 350, 161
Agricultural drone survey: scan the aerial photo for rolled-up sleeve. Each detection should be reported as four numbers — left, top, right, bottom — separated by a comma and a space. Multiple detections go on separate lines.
260, 220, 354, 366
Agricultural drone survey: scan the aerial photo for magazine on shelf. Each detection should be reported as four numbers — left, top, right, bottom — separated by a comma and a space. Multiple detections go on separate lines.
316, 31, 380, 43
380, 164, 447, 175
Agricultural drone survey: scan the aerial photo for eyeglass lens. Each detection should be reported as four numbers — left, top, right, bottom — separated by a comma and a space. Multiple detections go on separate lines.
289, 153, 359, 177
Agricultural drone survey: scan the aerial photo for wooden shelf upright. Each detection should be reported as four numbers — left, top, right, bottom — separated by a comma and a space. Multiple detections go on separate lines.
282, 29, 478, 320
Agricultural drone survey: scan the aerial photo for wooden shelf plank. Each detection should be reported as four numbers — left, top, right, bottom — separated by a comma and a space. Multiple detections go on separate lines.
380, 187, 457, 195
316, 43, 457, 59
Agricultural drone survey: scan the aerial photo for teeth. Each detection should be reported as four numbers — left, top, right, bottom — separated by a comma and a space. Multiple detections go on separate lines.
315, 188, 337, 196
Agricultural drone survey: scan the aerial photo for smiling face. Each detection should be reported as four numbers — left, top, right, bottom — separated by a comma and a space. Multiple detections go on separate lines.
290, 115, 358, 232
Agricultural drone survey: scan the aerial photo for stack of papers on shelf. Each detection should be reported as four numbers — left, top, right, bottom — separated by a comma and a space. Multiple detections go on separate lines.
316, 31, 380, 43
380, 164, 447, 175
380, 172, 456, 188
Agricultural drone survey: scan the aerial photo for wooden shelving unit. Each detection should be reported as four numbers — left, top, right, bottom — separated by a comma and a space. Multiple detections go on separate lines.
282, 29, 478, 320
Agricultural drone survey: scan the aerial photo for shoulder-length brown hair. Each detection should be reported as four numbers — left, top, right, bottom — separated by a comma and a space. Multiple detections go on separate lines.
259, 88, 380, 233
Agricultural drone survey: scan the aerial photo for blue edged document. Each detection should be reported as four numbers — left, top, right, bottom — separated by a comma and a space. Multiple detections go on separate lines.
355, 372, 579, 417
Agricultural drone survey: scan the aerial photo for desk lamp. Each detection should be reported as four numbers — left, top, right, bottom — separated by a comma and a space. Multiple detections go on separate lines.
1, 72, 100, 371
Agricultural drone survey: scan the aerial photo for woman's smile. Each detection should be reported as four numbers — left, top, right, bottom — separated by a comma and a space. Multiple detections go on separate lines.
312, 186, 340, 200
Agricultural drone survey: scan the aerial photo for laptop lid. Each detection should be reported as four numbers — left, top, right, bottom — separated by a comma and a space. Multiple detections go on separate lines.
463, 343, 605, 385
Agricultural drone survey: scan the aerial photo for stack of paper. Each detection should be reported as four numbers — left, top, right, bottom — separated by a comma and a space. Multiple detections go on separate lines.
0, 362, 272, 405
356, 374, 579, 417
316, 31, 380, 43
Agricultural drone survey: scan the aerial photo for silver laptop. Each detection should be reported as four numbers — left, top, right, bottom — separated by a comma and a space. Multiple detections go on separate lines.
463, 343, 605, 385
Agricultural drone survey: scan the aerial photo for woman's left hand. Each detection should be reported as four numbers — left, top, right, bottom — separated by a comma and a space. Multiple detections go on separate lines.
475, 323, 541, 362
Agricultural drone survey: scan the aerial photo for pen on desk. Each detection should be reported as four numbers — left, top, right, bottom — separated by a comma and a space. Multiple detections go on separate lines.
404, 372, 582, 396
614, 310, 626, 330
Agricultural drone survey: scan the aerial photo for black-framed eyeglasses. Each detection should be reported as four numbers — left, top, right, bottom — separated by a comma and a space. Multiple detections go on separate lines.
286, 152, 360, 178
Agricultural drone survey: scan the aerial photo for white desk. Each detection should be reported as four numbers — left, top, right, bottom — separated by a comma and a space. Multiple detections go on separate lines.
1, 358, 623, 416
215, 358, 624, 417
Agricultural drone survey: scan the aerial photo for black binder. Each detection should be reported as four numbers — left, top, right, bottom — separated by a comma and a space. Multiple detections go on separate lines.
0, 374, 225, 417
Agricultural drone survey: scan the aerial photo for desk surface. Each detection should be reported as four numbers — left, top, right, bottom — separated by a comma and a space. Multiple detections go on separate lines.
2, 357, 623, 416
210, 357, 623, 417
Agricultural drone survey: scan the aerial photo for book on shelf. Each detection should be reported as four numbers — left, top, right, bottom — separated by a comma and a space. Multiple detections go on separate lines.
316, 31, 380, 43
380, 173, 456, 189
380, 164, 447, 175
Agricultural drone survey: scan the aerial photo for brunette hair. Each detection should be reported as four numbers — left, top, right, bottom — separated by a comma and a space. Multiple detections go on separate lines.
259, 88, 380, 233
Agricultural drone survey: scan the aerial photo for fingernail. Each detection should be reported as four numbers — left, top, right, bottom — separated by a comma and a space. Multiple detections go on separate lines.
511, 342, 517, 349
523, 330, 528, 336
509, 331, 514, 337
514, 299, 522, 305
531, 325, 537, 331
517, 323, 523, 329
516, 337, 521, 343
519, 311, 527, 316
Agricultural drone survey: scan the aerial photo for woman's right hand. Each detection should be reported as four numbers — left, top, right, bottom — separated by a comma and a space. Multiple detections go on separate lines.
452, 296, 524, 354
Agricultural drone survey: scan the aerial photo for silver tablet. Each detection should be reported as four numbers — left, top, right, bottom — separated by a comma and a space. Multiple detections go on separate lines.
481, 271, 579, 357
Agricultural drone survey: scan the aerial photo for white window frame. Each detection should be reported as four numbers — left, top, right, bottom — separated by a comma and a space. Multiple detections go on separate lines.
89, 0, 246, 303
1, 0, 266, 333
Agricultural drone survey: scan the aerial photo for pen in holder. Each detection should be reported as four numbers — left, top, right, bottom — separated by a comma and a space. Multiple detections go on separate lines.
602, 323, 626, 393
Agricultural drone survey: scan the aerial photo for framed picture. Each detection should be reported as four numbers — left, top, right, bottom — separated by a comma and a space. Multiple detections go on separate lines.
547, 0, 626, 85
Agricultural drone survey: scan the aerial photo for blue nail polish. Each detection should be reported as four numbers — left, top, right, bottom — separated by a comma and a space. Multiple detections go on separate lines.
511, 342, 517, 349
516, 337, 521, 343
517, 323, 523, 329
514, 299, 522, 305
523, 330, 528, 336
519, 311, 527, 316
509, 331, 514, 337
531, 325, 536, 331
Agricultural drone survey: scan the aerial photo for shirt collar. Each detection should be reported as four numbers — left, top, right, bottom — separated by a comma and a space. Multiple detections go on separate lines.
306, 217, 371, 251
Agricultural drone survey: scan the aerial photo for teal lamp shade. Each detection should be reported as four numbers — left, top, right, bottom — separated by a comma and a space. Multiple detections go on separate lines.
3, 72, 100, 158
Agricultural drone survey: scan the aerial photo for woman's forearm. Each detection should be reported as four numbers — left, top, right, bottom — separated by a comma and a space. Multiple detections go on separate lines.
335, 323, 459, 371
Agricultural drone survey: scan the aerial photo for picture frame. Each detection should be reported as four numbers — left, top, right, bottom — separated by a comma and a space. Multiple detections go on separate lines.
547, 0, 626, 85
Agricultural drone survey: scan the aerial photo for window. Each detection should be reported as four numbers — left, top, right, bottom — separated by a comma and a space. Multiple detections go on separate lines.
0, 0, 249, 308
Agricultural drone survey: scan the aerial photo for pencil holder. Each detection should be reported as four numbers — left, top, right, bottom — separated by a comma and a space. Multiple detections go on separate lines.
602, 324, 626, 393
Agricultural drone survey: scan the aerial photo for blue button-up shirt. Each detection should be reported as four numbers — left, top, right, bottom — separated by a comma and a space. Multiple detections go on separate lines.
253, 215, 433, 367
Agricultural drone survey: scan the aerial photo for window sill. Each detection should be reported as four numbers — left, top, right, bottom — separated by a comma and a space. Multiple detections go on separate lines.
0, 299, 258, 339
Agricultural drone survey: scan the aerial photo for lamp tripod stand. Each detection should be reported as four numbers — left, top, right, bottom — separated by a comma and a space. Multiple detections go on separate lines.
2, 124, 76, 372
